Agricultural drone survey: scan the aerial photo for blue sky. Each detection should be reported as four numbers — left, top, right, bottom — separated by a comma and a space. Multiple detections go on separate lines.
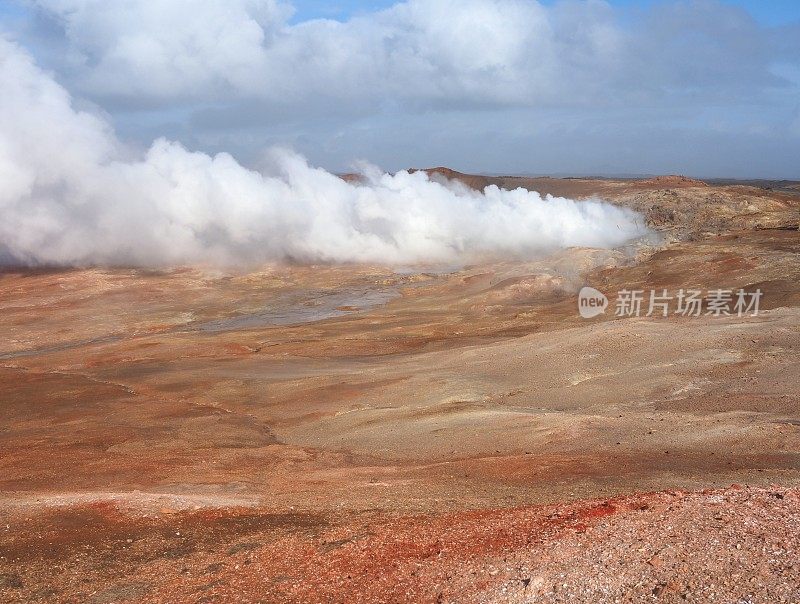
284, 0, 800, 25
288, 0, 398, 21
605, 0, 799, 26
2, 0, 799, 178
4, 1, 796, 27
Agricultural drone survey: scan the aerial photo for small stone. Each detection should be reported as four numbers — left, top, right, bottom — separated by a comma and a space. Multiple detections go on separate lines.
0, 574, 23, 589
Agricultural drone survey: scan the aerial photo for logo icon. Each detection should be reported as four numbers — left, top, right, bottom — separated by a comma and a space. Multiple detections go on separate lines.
578, 286, 608, 318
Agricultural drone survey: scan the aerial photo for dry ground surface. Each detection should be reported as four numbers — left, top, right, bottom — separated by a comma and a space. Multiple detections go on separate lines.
1, 173, 799, 602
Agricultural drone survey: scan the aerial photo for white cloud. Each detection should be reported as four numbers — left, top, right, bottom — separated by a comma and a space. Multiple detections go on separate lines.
7, 0, 799, 178
0, 38, 647, 267
28, 0, 290, 98
27, 0, 625, 107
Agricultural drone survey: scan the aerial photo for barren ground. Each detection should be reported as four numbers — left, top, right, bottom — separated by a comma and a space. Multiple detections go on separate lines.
1, 174, 799, 603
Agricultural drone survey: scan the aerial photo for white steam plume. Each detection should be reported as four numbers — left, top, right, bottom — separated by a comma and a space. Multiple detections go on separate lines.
0, 39, 647, 267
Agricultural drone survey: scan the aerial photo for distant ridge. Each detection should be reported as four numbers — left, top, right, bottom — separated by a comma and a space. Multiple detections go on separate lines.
409, 167, 492, 190
636, 175, 708, 188
337, 168, 800, 197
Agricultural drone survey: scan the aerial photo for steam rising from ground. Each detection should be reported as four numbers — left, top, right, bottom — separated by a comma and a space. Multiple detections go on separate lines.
0, 39, 647, 267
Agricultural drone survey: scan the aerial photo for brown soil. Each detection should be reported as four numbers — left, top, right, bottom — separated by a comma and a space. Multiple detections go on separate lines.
2, 487, 797, 603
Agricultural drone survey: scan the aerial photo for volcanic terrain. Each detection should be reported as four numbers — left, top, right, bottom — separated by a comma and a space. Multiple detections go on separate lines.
1, 173, 799, 603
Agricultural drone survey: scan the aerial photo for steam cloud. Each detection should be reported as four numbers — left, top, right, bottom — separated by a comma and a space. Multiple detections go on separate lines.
0, 39, 647, 267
